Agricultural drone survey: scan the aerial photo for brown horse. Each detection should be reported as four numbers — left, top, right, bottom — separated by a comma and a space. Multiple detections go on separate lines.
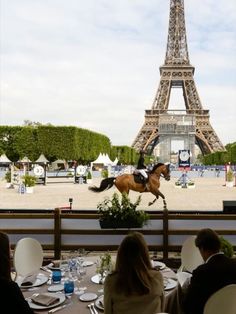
89, 163, 170, 208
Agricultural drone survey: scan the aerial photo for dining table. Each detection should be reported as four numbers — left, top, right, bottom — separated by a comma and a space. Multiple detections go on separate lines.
21, 255, 182, 314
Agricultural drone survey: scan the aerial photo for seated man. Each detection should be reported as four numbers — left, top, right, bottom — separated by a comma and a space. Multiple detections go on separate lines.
183, 228, 236, 314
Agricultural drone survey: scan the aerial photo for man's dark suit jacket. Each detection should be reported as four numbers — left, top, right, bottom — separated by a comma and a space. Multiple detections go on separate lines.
183, 253, 236, 314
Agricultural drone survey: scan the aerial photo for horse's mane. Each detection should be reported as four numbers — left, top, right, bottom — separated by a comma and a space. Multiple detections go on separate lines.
150, 163, 164, 174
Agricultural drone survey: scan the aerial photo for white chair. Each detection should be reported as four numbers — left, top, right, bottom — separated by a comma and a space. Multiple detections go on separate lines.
176, 271, 192, 287
179, 236, 204, 273
13, 237, 43, 277
203, 284, 236, 314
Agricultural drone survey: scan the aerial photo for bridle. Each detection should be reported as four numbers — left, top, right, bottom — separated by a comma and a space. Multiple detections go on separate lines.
160, 164, 170, 181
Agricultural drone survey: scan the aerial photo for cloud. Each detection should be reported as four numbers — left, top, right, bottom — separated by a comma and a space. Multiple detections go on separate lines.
0, 0, 235, 147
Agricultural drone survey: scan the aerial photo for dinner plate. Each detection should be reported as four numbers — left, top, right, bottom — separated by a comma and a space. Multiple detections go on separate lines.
95, 295, 104, 311
79, 292, 98, 302
20, 273, 48, 288
91, 274, 105, 284
164, 278, 177, 291
82, 261, 94, 267
47, 284, 64, 292
152, 260, 166, 270
27, 293, 65, 310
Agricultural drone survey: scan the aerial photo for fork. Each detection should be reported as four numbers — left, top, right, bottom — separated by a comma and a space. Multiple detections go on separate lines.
87, 304, 94, 314
91, 303, 98, 314
48, 298, 72, 314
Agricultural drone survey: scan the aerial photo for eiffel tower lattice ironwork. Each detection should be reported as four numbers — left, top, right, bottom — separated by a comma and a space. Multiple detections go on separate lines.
132, 0, 224, 155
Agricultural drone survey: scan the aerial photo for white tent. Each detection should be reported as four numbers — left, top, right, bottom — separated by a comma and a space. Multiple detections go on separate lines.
91, 153, 114, 169
0, 154, 11, 163
18, 156, 31, 163
112, 157, 119, 166
103, 153, 113, 165
91, 153, 105, 164
35, 153, 49, 163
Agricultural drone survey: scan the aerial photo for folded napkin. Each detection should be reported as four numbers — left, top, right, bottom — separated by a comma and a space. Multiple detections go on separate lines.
31, 294, 60, 307
99, 299, 104, 308
21, 274, 37, 287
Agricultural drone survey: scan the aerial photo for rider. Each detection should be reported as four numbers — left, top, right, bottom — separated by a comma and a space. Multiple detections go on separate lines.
137, 150, 148, 187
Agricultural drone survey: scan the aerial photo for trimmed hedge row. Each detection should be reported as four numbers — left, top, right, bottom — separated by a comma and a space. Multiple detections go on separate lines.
0, 125, 139, 164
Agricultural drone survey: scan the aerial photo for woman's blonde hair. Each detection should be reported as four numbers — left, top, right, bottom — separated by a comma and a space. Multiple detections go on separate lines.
114, 232, 153, 296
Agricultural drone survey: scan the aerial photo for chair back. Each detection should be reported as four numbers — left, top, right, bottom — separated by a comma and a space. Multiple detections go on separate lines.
203, 284, 236, 314
176, 271, 192, 287
13, 237, 43, 277
180, 236, 204, 273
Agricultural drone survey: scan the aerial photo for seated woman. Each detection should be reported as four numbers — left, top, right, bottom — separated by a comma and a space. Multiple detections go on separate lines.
104, 232, 164, 314
0, 232, 34, 314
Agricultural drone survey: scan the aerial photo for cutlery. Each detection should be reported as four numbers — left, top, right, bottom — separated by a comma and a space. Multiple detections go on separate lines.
87, 304, 94, 314
91, 302, 98, 314
48, 304, 67, 314
26, 293, 39, 302
40, 266, 52, 274
47, 296, 72, 314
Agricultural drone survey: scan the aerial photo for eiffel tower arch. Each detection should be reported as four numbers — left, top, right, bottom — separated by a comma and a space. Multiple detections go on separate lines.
132, 0, 225, 161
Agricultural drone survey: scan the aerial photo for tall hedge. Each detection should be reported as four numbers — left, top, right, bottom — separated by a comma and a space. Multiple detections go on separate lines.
111, 146, 139, 165
0, 125, 112, 163
0, 126, 23, 161
202, 142, 236, 165
0, 125, 159, 164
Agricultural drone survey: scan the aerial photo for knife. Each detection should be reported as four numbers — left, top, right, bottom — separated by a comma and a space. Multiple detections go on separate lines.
48, 304, 67, 314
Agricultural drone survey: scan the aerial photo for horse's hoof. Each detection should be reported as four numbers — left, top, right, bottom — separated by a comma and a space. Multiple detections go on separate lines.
148, 202, 152, 206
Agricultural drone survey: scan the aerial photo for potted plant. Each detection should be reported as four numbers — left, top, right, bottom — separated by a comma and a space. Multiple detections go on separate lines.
101, 169, 108, 178
4, 170, 12, 188
22, 174, 37, 193
86, 170, 93, 184
97, 192, 149, 229
187, 181, 195, 189
175, 181, 182, 188
226, 168, 234, 187
220, 236, 234, 258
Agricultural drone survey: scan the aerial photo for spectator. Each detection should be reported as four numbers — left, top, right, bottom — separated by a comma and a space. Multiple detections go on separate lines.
183, 228, 236, 314
104, 232, 164, 314
0, 232, 34, 314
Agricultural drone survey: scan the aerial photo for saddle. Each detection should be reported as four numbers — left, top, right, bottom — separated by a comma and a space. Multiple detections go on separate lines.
133, 171, 149, 184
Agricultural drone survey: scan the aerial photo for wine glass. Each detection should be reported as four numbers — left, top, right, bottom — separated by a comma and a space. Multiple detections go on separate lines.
78, 265, 87, 292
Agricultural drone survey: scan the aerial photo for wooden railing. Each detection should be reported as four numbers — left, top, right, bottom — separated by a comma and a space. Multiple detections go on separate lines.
0, 208, 235, 262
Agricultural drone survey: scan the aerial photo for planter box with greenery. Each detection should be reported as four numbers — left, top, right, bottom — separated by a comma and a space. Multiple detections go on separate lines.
226, 168, 234, 187
87, 171, 93, 184
220, 236, 234, 258
22, 174, 37, 193
97, 193, 149, 229
4, 170, 12, 188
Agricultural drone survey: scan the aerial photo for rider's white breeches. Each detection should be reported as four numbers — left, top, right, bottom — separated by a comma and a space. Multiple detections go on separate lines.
138, 169, 148, 179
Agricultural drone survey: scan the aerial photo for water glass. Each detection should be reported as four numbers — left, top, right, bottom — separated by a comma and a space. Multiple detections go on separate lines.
52, 270, 62, 283
64, 280, 74, 296
60, 254, 69, 272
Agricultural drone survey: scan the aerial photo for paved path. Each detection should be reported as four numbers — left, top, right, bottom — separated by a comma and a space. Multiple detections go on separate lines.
0, 176, 235, 211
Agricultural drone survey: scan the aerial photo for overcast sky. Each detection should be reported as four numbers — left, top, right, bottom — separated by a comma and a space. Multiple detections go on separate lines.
1, 0, 236, 147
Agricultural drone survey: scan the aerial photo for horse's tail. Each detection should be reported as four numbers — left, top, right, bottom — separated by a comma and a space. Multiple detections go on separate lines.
88, 177, 115, 192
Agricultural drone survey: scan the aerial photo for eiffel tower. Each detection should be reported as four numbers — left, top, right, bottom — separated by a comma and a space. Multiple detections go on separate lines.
132, 0, 224, 157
